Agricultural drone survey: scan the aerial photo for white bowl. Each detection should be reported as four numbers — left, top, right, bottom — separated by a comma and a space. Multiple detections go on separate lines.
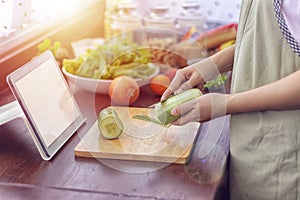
62, 64, 160, 94
71, 38, 104, 57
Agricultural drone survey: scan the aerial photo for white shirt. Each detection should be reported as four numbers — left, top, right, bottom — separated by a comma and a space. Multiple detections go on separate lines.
282, 0, 300, 44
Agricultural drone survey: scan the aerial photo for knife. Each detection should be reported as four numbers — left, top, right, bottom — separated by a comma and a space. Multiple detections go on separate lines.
132, 114, 171, 127
147, 102, 159, 109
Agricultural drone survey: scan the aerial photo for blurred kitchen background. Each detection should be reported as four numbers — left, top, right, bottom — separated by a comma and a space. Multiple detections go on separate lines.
0, 0, 241, 38
0, 0, 241, 92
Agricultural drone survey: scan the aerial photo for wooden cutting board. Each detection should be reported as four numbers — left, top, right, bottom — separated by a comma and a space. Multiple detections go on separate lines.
74, 106, 200, 164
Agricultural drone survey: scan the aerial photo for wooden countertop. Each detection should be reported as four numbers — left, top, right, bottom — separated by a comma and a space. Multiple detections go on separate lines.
0, 85, 230, 200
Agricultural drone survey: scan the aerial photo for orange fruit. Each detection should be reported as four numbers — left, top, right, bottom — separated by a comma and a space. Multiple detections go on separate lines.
150, 74, 170, 96
164, 68, 178, 81
109, 76, 140, 106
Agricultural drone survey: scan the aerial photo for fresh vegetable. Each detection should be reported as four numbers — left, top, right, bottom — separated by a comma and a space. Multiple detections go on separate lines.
164, 67, 178, 81
147, 48, 186, 68
98, 108, 123, 139
195, 23, 238, 50
109, 76, 140, 106
111, 63, 157, 79
37, 38, 69, 64
62, 38, 153, 80
37, 38, 61, 56
150, 74, 170, 96
219, 40, 236, 51
154, 88, 202, 125
74, 47, 106, 79
204, 73, 228, 90
63, 57, 84, 74
132, 114, 170, 127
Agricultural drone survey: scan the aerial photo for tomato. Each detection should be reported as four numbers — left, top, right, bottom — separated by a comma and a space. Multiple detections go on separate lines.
109, 76, 140, 106
164, 68, 178, 81
150, 74, 170, 96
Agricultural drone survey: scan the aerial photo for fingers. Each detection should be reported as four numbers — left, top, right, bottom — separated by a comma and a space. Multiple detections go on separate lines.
170, 98, 200, 125
170, 98, 197, 116
160, 88, 173, 102
170, 93, 227, 126
172, 111, 199, 125
174, 72, 201, 95
162, 57, 220, 101
196, 84, 205, 93
161, 70, 186, 101
161, 68, 200, 101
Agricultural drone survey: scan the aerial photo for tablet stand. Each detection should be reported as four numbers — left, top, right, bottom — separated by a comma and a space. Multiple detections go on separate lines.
0, 101, 53, 160
0, 101, 24, 126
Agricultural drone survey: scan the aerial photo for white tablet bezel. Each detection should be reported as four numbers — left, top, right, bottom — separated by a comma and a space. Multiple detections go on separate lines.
6, 50, 85, 160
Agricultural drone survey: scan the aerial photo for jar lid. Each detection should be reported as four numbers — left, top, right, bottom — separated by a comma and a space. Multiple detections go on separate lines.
176, 1, 205, 25
144, 5, 174, 28
111, 3, 141, 26
118, 2, 137, 12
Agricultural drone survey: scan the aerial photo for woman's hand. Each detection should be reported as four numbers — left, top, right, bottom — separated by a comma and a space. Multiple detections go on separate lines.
161, 45, 235, 101
170, 93, 227, 125
170, 68, 300, 126
161, 57, 219, 101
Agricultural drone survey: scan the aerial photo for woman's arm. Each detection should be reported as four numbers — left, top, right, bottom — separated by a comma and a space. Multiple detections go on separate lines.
226, 70, 300, 114
171, 69, 300, 125
211, 44, 236, 74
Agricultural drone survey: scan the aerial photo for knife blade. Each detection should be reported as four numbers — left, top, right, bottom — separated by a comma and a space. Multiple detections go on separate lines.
132, 114, 171, 127
147, 103, 158, 108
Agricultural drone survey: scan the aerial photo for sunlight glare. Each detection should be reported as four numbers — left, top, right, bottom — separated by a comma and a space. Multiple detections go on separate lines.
31, 0, 82, 23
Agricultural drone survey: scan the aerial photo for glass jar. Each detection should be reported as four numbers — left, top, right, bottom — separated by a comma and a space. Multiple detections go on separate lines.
104, 0, 122, 39
143, 5, 174, 29
111, 2, 142, 42
175, 1, 207, 38
143, 5, 177, 49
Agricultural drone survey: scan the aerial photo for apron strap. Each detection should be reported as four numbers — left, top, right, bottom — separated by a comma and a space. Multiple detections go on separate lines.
274, 0, 300, 57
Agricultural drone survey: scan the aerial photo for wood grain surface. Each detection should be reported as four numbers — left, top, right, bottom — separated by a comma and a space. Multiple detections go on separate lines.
0, 86, 230, 200
75, 106, 200, 164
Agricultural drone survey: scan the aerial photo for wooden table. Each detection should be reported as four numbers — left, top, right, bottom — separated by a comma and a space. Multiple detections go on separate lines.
0, 85, 230, 200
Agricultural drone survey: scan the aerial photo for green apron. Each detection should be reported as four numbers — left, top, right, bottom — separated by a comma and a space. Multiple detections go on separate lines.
230, 0, 300, 199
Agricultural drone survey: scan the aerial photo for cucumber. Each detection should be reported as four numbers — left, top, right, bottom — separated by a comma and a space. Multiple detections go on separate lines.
154, 88, 202, 125
98, 108, 123, 139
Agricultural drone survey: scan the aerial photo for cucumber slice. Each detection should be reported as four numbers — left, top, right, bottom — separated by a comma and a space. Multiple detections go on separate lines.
98, 108, 123, 139
154, 88, 202, 125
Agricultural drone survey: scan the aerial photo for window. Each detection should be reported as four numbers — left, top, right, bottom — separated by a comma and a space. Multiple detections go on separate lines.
0, 0, 104, 93
0, 0, 95, 37
0, 0, 100, 57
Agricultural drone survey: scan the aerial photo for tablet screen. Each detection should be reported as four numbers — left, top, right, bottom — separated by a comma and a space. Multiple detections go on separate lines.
7, 50, 85, 160
15, 58, 81, 147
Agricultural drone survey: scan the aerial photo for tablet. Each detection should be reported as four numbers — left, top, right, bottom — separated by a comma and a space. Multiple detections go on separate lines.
6, 50, 85, 160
